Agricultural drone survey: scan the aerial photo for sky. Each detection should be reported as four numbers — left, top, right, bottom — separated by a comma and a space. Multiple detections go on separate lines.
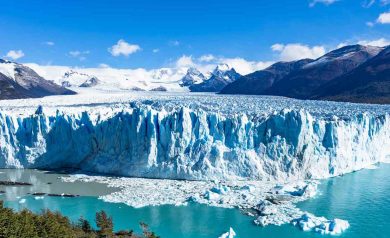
0, 0, 389, 73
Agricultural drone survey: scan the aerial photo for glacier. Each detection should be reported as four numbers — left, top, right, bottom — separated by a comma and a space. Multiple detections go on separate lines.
0, 92, 390, 182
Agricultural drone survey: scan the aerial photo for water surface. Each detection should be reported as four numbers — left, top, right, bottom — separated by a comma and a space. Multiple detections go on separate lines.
1, 166, 390, 238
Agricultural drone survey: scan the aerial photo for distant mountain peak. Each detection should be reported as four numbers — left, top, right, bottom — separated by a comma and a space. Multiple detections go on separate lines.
189, 64, 241, 92
213, 63, 231, 73
61, 70, 99, 87
180, 67, 206, 87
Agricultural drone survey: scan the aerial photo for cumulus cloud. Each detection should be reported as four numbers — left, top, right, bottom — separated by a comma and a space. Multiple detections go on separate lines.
199, 54, 215, 62
176, 55, 195, 68
152, 49, 160, 53
218, 57, 273, 75
377, 12, 390, 24
109, 39, 141, 57
68, 50, 90, 61
357, 38, 390, 47
271, 43, 326, 61
5, 50, 25, 60
45, 41, 55, 46
309, 0, 338, 7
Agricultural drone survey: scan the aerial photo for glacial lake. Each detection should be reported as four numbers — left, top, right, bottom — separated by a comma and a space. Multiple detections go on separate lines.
1, 165, 390, 238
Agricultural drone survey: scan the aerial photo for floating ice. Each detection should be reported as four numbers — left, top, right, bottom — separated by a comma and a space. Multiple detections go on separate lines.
18, 198, 26, 204
218, 227, 236, 238
293, 213, 350, 235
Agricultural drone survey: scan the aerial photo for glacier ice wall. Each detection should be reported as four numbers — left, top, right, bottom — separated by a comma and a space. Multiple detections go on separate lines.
0, 105, 389, 181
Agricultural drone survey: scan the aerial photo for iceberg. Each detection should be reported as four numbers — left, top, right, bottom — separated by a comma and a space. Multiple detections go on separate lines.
218, 227, 236, 238
293, 213, 350, 235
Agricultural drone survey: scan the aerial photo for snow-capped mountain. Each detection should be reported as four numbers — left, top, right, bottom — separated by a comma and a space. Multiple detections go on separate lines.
221, 44, 385, 102
189, 64, 241, 92
313, 45, 390, 103
151, 68, 174, 81
266, 44, 383, 99
60, 70, 100, 88
0, 59, 75, 99
27, 64, 189, 92
220, 59, 314, 95
180, 67, 207, 87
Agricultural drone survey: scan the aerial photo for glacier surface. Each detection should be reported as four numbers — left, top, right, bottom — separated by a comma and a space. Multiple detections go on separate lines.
1, 91, 390, 182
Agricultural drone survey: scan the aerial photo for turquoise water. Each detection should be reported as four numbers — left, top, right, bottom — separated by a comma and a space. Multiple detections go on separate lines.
2, 164, 390, 237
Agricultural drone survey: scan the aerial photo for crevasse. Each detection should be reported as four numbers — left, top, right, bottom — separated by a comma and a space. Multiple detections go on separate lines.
0, 106, 389, 181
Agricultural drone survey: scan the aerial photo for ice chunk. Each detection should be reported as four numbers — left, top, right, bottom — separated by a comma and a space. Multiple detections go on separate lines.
274, 181, 318, 198
218, 227, 236, 238
204, 191, 220, 201
293, 213, 350, 235
211, 185, 230, 195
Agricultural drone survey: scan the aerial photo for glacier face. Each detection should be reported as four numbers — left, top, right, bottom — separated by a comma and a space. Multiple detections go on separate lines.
0, 92, 390, 181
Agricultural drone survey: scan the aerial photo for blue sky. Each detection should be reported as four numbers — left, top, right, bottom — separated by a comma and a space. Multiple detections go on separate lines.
0, 0, 389, 70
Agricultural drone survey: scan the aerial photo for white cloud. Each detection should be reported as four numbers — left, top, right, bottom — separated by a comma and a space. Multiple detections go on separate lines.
45, 41, 55, 46
357, 38, 390, 47
271, 43, 326, 61
109, 39, 141, 57
5, 50, 25, 60
218, 57, 273, 75
377, 12, 390, 24
68, 50, 90, 61
98, 63, 110, 68
176, 55, 195, 68
199, 54, 215, 62
271, 44, 284, 51
366, 21, 375, 27
152, 49, 160, 53
309, 0, 338, 7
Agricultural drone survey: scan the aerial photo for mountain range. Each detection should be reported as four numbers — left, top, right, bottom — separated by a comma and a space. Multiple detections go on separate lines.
188, 64, 241, 92
1, 44, 389, 104
220, 44, 390, 104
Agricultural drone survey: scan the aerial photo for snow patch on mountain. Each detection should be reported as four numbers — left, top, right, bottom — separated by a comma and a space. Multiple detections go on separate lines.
60, 70, 100, 87
0, 60, 17, 80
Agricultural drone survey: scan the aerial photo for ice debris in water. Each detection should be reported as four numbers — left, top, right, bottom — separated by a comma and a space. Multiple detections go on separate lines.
293, 213, 350, 235
218, 227, 236, 238
273, 181, 318, 198
61, 174, 349, 235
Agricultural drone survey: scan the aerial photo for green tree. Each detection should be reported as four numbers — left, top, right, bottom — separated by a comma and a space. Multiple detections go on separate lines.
96, 211, 114, 238
140, 222, 159, 238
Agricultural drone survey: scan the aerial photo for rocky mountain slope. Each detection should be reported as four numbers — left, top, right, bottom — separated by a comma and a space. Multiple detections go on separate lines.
220, 59, 313, 95
189, 64, 241, 92
313, 45, 390, 104
0, 59, 75, 100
